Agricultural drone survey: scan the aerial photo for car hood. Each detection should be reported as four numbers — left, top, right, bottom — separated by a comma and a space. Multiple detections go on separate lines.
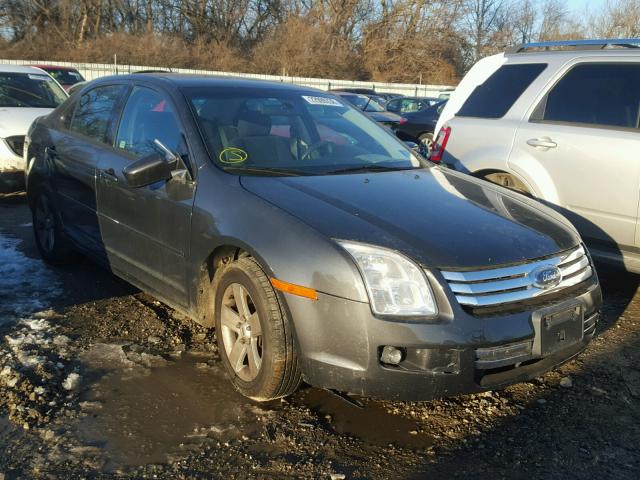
0, 107, 52, 138
240, 167, 580, 269
366, 111, 402, 123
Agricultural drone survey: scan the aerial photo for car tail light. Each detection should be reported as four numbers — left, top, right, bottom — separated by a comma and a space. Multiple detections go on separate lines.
399, 117, 407, 125
430, 127, 450, 163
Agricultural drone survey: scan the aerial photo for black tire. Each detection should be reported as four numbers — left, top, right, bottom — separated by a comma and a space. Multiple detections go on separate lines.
213, 256, 301, 401
31, 188, 75, 264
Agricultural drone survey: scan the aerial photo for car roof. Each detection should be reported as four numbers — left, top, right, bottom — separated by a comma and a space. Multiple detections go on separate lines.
31, 65, 79, 71
91, 73, 326, 94
504, 47, 640, 62
0, 64, 51, 74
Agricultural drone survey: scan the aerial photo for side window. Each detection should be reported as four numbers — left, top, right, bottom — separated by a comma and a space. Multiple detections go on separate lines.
457, 63, 547, 119
387, 99, 401, 112
538, 63, 640, 129
115, 87, 182, 158
69, 85, 126, 143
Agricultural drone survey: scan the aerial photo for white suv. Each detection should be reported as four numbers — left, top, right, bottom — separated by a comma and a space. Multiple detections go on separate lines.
0, 65, 67, 192
433, 39, 640, 273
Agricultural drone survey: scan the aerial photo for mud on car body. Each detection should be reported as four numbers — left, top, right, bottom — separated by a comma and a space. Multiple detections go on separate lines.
25, 74, 601, 401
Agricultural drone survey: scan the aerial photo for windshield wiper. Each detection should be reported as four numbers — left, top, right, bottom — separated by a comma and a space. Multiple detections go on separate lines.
327, 165, 412, 175
223, 166, 309, 177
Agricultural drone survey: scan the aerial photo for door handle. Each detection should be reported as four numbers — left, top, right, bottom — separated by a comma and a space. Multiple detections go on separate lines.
99, 167, 118, 182
526, 137, 557, 149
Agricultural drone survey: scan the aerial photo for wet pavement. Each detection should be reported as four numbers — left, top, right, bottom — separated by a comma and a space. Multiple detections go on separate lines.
1, 194, 640, 479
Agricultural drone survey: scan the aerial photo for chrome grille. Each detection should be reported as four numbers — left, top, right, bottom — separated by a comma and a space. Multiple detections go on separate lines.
441, 245, 593, 308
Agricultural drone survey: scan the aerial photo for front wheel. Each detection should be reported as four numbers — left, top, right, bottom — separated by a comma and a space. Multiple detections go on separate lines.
31, 189, 75, 264
213, 256, 301, 401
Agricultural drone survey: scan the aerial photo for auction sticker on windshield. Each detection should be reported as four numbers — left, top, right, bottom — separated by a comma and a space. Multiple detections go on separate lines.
302, 96, 342, 107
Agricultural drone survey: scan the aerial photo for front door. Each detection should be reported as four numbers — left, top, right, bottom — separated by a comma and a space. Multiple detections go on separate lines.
509, 61, 640, 255
96, 85, 195, 307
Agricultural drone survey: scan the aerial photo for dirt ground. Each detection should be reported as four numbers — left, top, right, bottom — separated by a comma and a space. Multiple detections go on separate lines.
0, 193, 639, 479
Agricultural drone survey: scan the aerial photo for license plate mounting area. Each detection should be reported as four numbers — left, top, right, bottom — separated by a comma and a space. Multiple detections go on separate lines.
532, 303, 584, 357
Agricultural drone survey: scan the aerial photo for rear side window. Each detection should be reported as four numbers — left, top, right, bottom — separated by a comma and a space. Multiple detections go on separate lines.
457, 63, 547, 119
537, 63, 640, 129
69, 84, 126, 143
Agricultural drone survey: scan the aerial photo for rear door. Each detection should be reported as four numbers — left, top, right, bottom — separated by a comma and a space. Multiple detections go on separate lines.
96, 85, 195, 307
509, 60, 640, 253
51, 83, 128, 256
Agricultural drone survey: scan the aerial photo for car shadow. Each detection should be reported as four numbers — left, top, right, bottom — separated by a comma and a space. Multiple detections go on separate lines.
0, 194, 138, 311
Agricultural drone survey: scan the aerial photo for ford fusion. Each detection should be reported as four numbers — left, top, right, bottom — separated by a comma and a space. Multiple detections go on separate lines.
25, 74, 601, 401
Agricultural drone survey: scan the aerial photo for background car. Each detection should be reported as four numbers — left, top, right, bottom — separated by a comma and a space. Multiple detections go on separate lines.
433, 38, 640, 273
31, 65, 85, 91
376, 92, 404, 102
393, 99, 447, 152
386, 96, 441, 114
333, 91, 404, 132
0, 64, 68, 192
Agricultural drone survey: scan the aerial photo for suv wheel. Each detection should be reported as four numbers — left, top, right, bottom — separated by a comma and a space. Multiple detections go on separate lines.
31, 189, 75, 264
213, 256, 301, 401
419, 133, 434, 153
483, 172, 531, 195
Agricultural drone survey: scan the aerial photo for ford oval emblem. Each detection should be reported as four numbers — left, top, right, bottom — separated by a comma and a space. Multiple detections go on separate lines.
530, 265, 562, 289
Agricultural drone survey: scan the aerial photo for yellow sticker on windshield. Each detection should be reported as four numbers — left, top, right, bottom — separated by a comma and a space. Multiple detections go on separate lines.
219, 147, 248, 164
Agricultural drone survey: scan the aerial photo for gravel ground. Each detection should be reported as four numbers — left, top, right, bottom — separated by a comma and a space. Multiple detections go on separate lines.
0, 194, 639, 479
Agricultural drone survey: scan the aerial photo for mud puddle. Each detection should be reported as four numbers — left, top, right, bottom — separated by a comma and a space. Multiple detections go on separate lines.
299, 389, 433, 449
76, 351, 277, 471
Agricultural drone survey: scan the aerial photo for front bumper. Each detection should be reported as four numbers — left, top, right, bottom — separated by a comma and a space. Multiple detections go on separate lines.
285, 275, 601, 401
0, 139, 26, 193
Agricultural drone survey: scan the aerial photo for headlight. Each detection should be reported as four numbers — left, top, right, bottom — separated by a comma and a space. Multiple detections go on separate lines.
338, 240, 437, 316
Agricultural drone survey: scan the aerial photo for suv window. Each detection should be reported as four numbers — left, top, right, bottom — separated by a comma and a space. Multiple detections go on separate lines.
538, 63, 640, 129
69, 84, 126, 143
457, 63, 547, 119
115, 87, 182, 158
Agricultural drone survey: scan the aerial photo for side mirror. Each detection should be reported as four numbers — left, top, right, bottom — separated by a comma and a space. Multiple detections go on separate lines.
123, 153, 173, 188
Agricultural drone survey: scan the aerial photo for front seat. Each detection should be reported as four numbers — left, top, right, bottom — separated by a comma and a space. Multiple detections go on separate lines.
233, 111, 294, 166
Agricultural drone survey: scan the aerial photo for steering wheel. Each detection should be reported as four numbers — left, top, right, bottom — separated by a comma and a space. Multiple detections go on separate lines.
300, 140, 333, 162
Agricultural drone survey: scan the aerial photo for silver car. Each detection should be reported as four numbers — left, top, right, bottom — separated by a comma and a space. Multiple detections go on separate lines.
434, 39, 640, 273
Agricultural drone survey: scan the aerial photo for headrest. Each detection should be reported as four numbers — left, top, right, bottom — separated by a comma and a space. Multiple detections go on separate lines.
237, 111, 271, 137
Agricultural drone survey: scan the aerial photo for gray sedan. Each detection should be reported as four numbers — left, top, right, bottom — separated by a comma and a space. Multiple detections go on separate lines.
25, 74, 601, 401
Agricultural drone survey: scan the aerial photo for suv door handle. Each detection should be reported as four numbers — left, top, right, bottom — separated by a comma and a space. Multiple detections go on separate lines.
526, 137, 557, 149
99, 168, 118, 182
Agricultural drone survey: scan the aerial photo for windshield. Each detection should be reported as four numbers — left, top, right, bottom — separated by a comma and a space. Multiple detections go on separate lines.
43, 68, 85, 86
186, 88, 424, 176
0, 73, 67, 108
341, 94, 386, 112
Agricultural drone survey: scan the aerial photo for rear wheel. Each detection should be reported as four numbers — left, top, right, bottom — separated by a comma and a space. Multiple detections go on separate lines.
483, 172, 531, 195
213, 256, 301, 401
418, 133, 434, 154
31, 189, 76, 264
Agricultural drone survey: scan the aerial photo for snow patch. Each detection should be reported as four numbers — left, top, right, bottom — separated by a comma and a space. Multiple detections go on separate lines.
0, 233, 61, 323
63, 373, 81, 391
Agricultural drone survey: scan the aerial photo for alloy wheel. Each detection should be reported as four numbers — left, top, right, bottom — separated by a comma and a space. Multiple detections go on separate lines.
220, 283, 263, 382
